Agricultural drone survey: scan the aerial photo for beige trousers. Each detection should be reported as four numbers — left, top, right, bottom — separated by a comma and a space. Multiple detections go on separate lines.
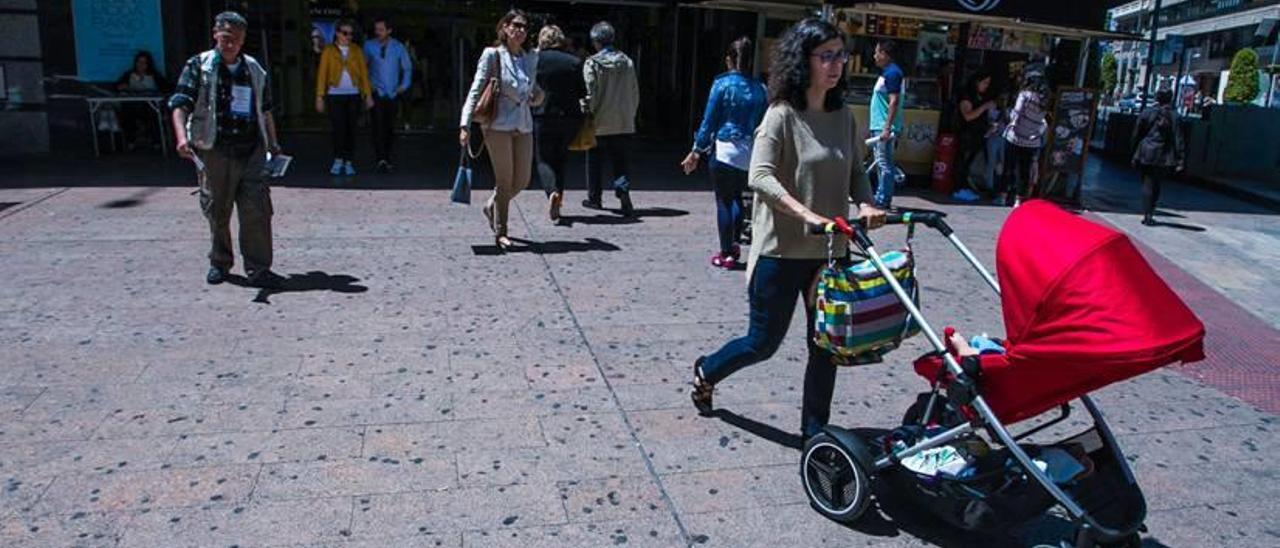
482, 129, 533, 236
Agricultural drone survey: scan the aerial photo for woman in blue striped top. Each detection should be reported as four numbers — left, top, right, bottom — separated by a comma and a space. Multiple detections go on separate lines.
681, 37, 769, 270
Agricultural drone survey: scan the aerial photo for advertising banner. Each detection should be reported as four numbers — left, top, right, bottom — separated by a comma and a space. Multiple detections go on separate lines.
836, 1, 1111, 32
72, 0, 165, 83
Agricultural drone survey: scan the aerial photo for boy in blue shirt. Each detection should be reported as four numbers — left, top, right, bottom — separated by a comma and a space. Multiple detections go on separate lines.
869, 40, 903, 208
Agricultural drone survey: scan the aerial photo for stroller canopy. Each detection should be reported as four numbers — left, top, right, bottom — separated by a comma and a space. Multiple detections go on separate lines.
986, 201, 1205, 418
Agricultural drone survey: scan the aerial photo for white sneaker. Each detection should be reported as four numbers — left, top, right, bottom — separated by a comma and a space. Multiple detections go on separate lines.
342, 160, 356, 176
329, 159, 343, 176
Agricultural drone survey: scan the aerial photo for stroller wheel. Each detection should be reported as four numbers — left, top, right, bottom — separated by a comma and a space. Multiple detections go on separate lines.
801, 432, 872, 523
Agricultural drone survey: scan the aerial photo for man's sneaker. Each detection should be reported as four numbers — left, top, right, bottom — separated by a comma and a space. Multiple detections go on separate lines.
342, 160, 356, 176
329, 159, 343, 176
247, 270, 285, 289
616, 190, 635, 217
582, 198, 603, 210
206, 266, 228, 285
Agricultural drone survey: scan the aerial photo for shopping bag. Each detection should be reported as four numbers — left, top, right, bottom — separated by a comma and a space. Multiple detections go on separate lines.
813, 247, 921, 365
568, 117, 596, 151
450, 150, 472, 205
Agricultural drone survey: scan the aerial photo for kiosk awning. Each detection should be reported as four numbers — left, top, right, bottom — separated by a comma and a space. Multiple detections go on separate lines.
686, 1, 1140, 40
834, 2, 1141, 41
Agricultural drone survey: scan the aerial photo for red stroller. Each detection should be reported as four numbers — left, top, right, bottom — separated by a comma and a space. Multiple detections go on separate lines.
801, 201, 1205, 547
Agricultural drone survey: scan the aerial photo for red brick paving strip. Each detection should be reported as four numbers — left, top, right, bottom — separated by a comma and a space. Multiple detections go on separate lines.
1089, 214, 1280, 414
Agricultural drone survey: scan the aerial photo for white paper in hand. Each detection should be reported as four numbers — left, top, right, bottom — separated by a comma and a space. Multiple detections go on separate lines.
264, 153, 293, 179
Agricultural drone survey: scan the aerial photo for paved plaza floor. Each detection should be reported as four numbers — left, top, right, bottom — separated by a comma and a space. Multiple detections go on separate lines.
1, 162, 1277, 546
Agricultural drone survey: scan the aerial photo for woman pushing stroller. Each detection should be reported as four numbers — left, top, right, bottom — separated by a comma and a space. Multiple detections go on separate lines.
691, 19, 886, 440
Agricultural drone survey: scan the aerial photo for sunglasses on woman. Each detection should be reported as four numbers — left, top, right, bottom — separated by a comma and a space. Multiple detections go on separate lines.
811, 50, 850, 65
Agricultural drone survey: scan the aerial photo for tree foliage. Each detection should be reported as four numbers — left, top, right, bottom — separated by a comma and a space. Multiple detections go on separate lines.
1224, 48, 1260, 104
1100, 52, 1118, 96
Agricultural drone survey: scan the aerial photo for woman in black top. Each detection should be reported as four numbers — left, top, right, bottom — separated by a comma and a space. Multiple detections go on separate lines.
533, 25, 586, 223
1131, 90, 1184, 226
953, 71, 994, 197
115, 51, 170, 149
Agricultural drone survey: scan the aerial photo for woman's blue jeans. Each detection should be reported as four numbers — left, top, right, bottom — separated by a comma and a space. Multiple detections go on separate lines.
700, 256, 838, 438
710, 161, 746, 255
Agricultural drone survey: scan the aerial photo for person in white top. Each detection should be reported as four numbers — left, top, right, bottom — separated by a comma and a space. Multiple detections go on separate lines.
459, 10, 543, 251
315, 19, 373, 176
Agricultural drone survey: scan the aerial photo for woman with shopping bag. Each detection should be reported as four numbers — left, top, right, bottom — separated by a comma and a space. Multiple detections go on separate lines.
690, 19, 885, 440
459, 10, 543, 250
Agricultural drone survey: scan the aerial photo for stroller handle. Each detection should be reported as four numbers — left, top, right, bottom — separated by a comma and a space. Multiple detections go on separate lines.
807, 208, 951, 239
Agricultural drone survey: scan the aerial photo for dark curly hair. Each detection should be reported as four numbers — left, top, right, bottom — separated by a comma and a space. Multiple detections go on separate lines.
767, 19, 847, 112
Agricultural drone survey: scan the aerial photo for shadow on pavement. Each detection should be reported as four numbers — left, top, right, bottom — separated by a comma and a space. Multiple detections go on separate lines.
99, 187, 164, 209
223, 271, 369, 304
712, 409, 803, 450
1145, 219, 1207, 232
558, 207, 688, 227
471, 237, 621, 256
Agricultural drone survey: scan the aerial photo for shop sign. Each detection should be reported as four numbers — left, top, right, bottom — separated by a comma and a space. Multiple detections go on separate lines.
869, 1, 1109, 31
955, 1, 1002, 11
72, 0, 165, 82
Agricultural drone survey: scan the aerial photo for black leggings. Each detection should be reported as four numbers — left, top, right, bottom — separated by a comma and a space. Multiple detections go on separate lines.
1001, 144, 1038, 198
326, 95, 361, 160
536, 116, 580, 195
954, 133, 984, 191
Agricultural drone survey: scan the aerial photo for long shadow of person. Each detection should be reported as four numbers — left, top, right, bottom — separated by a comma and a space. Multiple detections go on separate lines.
557, 207, 689, 227
471, 238, 620, 256
227, 271, 369, 304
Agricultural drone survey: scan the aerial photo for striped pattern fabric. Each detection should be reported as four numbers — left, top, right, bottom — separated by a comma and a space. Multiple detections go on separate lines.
814, 249, 921, 365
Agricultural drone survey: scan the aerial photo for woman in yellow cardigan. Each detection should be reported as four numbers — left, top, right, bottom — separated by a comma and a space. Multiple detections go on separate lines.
315, 19, 373, 176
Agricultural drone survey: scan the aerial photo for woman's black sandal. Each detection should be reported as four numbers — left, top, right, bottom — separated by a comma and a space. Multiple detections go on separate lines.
691, 357, 714, 416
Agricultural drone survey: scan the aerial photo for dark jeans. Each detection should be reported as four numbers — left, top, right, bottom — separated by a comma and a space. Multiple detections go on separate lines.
588, 134, 631, 202
710, 161, 747, 254
1139, 165, 1169, 218
700, 257, 838, 438
371, 96, 398, 163
326, 95, 361, 160
196, 144, 272, 275
1001, 144, 1039, 198
536, 116, 580, 195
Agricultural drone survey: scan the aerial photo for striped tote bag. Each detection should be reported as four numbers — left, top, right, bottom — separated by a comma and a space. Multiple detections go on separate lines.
813, 248, 921, 365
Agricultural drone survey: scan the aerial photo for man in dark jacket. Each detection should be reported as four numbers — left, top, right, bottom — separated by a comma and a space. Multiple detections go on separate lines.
1131, 90, 1184, 226
534, 25, 586, 223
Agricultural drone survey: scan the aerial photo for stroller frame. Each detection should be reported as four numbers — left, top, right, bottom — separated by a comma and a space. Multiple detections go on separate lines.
801, 210, 1145, 547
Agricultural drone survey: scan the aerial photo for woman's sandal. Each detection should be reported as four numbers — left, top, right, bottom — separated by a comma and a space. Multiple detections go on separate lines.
691, 357, 714, 417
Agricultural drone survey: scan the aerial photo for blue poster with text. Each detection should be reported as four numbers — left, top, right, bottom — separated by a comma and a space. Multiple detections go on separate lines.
73, 0, 165, 83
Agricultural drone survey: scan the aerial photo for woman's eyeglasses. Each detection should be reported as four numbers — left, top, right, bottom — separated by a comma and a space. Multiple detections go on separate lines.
509, 22, 528, 31
811, 50, 850, 65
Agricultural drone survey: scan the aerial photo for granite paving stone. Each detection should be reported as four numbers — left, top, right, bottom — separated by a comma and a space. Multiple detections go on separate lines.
253, 457, 457, 500
119, 497, 352, 548
165, 427, 365, 467
34, 463, 260, 515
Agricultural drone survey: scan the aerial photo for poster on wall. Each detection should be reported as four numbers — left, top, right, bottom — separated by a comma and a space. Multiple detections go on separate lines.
72, 0, 165, 83
1044, 88, 1099, 176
